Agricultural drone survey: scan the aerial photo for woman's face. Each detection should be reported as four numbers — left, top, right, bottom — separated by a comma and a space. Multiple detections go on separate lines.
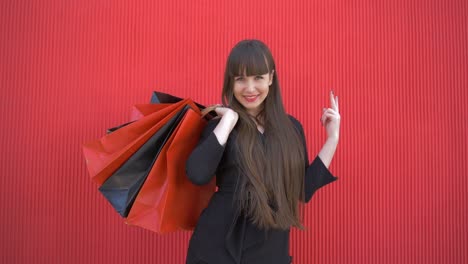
233, 70, 274, 117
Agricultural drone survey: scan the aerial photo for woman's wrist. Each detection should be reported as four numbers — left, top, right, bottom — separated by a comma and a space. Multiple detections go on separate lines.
213, 117, 235, 146
220, 112, 238, 131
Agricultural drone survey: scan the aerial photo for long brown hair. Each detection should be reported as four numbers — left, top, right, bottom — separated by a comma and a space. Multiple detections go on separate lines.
221, 39, 307, 231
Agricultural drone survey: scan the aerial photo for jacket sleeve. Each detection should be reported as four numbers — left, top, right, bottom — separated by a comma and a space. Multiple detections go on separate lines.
185, 117, 226, 185
289, 115, 339, 203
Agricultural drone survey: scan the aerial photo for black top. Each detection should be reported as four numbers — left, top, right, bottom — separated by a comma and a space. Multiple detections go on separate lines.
185, 115, 339, 264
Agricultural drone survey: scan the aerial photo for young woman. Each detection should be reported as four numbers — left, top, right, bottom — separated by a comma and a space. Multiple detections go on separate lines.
185, 39, 341, 264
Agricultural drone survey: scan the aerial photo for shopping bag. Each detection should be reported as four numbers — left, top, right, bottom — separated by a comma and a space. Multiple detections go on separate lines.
163, 109, 216, 231
83, 92, 218, 233
125, 107, 216, 233
98, 105, 190, 217
105, 91, 205, 134
150, 90, 216, 119
82, 99, 192, 186
107, 91, 213, 127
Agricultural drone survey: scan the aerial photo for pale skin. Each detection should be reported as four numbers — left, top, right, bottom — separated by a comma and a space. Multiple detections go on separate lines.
211, 77, 340, 169
317, 90, 340, 168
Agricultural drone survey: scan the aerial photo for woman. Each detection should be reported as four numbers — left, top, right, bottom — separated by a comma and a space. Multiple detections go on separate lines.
185, 39, 341, 264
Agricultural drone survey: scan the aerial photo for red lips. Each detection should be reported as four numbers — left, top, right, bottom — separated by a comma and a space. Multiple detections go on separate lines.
244, 95, 259, 102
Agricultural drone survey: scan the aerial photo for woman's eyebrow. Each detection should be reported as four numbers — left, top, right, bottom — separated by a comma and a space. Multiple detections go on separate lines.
235, 74, 263, 77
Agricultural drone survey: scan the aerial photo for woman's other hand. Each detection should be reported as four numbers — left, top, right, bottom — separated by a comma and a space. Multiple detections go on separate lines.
320, 90, 341, 141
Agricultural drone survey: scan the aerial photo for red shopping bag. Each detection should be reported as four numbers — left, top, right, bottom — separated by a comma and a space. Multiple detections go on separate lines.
125, 107, 216, 233
82, 99, 194, 186
82, 92, 219, 234
98, 105, 190, 217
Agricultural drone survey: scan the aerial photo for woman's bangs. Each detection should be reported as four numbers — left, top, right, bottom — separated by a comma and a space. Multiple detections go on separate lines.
229, 49, 270, 77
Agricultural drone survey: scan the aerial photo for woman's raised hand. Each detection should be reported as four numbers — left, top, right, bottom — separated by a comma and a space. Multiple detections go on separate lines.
201, 104, 239, 130
320, 90, 341, 141
201, 104, 239, 146
213, 105, 239, 130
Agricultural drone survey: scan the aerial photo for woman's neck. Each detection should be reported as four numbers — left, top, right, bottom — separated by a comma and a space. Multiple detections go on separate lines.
247, 114, 265, 133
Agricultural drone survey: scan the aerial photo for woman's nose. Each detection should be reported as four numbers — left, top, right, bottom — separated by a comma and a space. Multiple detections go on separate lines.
245, 79, 256, 91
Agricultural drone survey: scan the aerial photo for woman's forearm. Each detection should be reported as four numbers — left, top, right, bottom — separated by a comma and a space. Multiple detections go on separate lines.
318, 137, 339, 168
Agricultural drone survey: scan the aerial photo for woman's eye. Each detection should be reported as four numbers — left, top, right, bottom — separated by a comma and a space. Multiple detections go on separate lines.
235, 76, 263, 81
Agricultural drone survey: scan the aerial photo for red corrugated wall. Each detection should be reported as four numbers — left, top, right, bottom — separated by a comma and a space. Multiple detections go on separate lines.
1, 0, 467, 263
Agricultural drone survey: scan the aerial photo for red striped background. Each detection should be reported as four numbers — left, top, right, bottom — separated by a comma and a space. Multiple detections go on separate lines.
1, 0, 467, 263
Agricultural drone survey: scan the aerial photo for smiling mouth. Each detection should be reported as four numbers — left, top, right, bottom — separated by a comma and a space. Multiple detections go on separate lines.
243, 95, 259, 102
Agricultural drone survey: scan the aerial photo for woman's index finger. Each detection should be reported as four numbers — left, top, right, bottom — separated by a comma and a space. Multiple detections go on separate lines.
330, 90, 338, 111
